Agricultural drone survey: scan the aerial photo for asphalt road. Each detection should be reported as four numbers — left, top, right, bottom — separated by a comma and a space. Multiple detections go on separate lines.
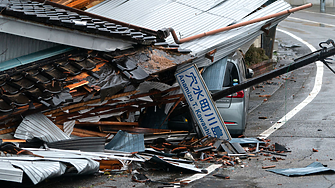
224, 8, 335, 188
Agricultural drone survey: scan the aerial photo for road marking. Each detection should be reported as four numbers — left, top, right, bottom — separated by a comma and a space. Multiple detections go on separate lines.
301, 10, 335, 18
173, 164, 221, 187
287, 17, 335, 27
258, 29, 323, 139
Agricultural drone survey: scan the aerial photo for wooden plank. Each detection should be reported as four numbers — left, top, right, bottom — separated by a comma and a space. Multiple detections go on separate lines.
56, 125, 108, 137
52, 94, 180, 123
70, 132, 94, 137
66, 0, 90, 9
100, 126, 173, 133
44, 90, 138, 116
76, 121, 139, 126
130, 86, 179, 99
54, 97, 180, 124
65, 80, 89, 90
98, 159, 123, 171
0, 127, 17, 135
159, 96, 184, 128
1, 139, 26, 143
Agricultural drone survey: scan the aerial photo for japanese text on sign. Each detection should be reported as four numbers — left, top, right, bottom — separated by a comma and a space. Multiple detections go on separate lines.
176, 65, 231, 140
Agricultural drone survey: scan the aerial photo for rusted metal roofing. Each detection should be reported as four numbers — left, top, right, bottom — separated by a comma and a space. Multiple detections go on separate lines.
0, 0, 157, 52
87, 0, 291, 67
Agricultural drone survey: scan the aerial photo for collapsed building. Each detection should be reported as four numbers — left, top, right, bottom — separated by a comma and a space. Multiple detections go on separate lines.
0, 0, 299, 185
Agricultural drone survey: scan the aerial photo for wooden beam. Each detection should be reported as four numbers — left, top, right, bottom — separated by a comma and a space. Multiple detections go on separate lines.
100, 126, 173, 133
130, 86, 179, 99
56, 125, 108, 137
76, 121, 139, 126
44, 90, 138, 116
0, 127, 17, 135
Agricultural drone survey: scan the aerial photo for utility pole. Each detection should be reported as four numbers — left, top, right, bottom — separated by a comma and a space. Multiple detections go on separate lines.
320, 0, 326, 13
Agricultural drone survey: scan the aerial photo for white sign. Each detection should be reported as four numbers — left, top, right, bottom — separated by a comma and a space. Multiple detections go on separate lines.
176, 65, 232, 140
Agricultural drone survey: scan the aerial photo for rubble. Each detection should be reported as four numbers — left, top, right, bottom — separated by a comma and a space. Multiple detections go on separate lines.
0, 0, 324, 186
0, 119, 295, 186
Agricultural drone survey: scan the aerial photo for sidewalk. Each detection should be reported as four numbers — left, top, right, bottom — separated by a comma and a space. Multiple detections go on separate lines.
298, 4, 335, 15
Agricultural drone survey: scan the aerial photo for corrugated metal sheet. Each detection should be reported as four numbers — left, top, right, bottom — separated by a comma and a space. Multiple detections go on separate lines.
0, 32, 58, 63
14, 113, 70, 142
63, 120, 75, 136
87, 0, 267, 38
0, 46, 73, 71
0, 152, 100, 184
105, 130, 145, 152
47, 137, 106, 152
267, 162, 335, 176
87, 0, 291, 67
10, 160, 66, 185
0, 160, 23, 183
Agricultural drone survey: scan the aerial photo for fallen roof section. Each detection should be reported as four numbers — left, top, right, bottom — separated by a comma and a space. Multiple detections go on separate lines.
0, 0, 157, 51
87, 0, 291, 66
0, 46, 193, 128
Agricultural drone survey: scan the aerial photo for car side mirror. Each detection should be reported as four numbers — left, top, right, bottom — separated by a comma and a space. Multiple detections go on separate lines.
246, 68, 254, 78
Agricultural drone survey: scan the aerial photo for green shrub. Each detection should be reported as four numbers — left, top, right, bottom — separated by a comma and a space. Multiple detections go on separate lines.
245, 44, 269, 66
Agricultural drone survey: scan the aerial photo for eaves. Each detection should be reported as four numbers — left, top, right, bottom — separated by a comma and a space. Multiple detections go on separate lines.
0, 15, 136, 52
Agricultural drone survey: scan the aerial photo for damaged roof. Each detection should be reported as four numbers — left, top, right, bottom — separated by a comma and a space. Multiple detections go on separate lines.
87, 0, 291, 67
0, 0, 157, 51
0, 46, 193, 128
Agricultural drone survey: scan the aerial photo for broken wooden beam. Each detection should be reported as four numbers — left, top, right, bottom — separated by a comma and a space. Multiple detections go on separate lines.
0, 127, 17, 135
44, 90, 138, 116
76, 121, 139, 126
57, 125, 108, 137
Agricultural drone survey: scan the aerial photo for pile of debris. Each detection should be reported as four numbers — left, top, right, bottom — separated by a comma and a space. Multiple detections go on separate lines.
0, 114, 294, 187
0, 0, 308, 186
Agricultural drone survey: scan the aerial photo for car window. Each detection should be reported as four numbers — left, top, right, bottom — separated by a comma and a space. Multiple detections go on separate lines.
223, 62, 239, 87
239, 58, 247, 79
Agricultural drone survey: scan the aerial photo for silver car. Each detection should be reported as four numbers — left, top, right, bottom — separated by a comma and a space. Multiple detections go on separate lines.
203, 51, 252, 135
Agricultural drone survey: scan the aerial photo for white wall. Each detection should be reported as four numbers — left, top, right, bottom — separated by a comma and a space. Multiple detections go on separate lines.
285, 0, 334, 6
